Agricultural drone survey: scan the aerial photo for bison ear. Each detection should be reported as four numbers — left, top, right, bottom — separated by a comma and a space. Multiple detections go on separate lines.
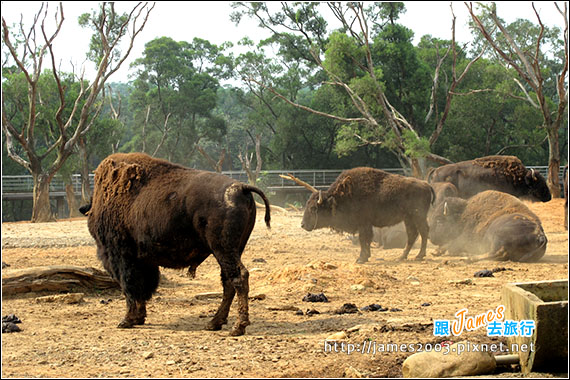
524, 169, 535, 185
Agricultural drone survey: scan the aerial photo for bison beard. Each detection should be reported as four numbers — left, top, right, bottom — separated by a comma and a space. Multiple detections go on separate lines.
81, 153, 271, 336
301, 167, 435, 263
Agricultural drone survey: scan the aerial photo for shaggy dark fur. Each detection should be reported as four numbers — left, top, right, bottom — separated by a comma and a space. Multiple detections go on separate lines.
426, 155, 551, 202
429, 190, 547, 262
302, 167, 435, 263
81, 153, 271, 336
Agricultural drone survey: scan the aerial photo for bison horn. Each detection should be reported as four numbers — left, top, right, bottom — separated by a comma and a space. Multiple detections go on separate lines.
443, 201, 448, 216
531, 168, 537, 180
317, 190, 324, 205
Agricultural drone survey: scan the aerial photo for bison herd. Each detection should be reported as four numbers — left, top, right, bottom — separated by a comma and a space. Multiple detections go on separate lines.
80, 153, 566, 335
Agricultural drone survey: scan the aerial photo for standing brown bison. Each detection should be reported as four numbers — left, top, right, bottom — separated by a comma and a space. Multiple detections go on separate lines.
427, 155, 551, 202
429, 190, 547, 262
301, 167, 435, 263
80, 153, 271, 336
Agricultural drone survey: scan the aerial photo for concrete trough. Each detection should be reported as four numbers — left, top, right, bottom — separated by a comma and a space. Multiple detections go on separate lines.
501, 279, 568, 374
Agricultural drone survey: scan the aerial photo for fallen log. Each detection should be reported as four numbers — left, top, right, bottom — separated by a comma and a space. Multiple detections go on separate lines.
2, 265, 119, 296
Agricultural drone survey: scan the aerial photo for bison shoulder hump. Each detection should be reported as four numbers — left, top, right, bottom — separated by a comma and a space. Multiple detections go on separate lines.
473, 156, 527, 182
94, 158, 146, 201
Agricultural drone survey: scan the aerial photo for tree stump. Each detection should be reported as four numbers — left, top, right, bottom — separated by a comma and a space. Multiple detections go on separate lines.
2, 265, 119, 296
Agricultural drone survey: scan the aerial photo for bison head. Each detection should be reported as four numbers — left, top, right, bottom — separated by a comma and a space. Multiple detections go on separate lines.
301, 191, 334, 231
524, 169, 551, 202
428, 197, 467, 246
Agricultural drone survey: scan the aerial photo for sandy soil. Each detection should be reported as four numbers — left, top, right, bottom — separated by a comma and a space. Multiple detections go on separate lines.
1, 199, 568, 378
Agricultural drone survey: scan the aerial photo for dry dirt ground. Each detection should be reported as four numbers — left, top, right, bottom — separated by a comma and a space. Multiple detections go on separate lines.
1, 199, 568, 378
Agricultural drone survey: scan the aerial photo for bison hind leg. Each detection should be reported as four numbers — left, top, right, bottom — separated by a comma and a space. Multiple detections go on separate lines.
209, 251, 251, 336
206, 271, 236, 331
398, 221, 419, 261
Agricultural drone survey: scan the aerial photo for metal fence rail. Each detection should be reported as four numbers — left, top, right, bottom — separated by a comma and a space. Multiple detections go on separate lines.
1, 166, 565, 195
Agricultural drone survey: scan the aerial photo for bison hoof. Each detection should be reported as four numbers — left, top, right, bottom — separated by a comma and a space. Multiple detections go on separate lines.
229, 326, 246, 336
356, 257, 369, 264
205, 322, 223, 331
118, 319, 135, 328
118, 316, 145, 328
229, 320, 250, 336
414, 255, 425, 261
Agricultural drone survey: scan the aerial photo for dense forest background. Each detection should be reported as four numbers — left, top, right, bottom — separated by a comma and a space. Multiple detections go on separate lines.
2, 2, 568, 222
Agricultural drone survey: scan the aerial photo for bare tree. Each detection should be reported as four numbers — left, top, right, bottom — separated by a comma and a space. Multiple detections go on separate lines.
466, 2, 568, 197
197, 145, 226, 173
2, 2, 154, 221
238, 134, 263, 185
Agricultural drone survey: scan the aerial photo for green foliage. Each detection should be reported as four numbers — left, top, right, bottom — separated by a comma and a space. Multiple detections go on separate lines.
126, 36, 229, 165
401, 130, 430, 159
334, 124, 366, 157
323, 32, 366, 81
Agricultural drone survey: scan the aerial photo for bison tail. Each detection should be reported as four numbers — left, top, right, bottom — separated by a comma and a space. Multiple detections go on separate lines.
429, 185, 436, 206
425, 167, 436, 183
243, 185, 271, 229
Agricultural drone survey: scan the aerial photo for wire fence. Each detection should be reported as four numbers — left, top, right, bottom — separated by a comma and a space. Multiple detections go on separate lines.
1, 166, 564, 196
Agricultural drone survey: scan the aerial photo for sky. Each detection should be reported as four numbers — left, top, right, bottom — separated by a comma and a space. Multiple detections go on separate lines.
1, 1, 566, 84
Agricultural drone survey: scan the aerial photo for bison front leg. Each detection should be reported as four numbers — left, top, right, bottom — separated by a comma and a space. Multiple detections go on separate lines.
356, 226, 373, 264
115, 258, 160, 328
118, 299, 147, 328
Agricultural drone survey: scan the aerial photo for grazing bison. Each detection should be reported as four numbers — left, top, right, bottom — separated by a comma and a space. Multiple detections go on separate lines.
80, 153, 271, 336
427, 155, 551, 202
301, 167, 435, 263
429, 190, 547, 262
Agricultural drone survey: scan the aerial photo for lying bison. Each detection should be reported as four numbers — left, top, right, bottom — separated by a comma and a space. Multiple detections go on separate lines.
429, 190, 547, 262
80, 153, 271, 336
300, 167, 435, 263
427, 155, 551, 202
